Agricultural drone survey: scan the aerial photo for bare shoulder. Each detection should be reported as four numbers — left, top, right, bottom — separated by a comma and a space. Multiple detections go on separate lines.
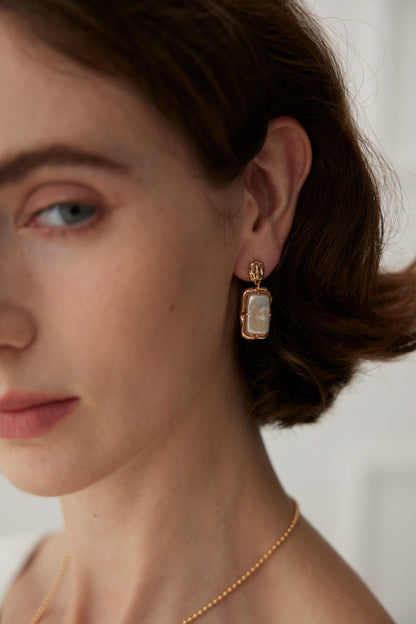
1, 532, 66, 624
261, 514, 396, 624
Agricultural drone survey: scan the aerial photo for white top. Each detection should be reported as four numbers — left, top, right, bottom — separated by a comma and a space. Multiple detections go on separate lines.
0, 531, 47, 611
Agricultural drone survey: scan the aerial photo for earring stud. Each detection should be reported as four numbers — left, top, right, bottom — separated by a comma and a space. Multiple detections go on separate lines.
240, 261, 272, 340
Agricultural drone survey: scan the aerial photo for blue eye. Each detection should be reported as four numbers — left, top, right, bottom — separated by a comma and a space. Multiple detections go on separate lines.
36, 202, 96, 227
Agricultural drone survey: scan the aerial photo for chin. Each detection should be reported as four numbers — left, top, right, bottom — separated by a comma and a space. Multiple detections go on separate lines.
0, 444, 90, 498
0, 467, 79, 498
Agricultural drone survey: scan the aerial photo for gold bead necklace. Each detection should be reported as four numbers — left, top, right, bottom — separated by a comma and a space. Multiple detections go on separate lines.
30, 500, 299, 624
30, 554, 70, 624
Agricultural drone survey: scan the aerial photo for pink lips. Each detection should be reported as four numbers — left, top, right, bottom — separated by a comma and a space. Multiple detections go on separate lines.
0, 392, 78, 439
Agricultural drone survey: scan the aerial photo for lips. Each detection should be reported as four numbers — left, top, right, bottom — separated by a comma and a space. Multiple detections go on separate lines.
0, 392, 79, 439
0, 391, 76, 412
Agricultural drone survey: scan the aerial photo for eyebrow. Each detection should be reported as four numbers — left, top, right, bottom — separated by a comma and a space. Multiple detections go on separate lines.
0, 145, 131, 187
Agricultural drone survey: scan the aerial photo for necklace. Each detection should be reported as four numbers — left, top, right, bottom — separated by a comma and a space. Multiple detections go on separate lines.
30, 553, 70, 624
30, 500, 299, 624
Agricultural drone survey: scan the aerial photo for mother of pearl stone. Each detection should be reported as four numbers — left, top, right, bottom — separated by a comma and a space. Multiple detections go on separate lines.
240, 288, 272, 339
247, 294, 271, 335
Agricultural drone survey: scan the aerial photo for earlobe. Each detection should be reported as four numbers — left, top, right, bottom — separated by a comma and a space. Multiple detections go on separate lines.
234, 117, 312, 281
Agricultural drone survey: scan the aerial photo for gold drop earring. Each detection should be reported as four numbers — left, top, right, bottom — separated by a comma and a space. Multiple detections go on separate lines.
240, 261, 272, 340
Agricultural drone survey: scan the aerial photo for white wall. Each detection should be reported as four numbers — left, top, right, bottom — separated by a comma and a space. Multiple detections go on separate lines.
0, 2, 415, 623
263, 1, 416, 622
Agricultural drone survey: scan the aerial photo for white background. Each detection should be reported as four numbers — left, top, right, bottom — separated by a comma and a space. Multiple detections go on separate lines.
1, 1, 415, 623
264, 1, 416, 622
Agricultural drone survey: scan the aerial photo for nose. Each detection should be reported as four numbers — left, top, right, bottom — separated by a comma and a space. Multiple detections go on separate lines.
0, 303, 36, 351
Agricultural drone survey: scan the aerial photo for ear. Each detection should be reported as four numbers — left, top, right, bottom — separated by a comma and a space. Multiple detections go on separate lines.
234, 117, 312, 281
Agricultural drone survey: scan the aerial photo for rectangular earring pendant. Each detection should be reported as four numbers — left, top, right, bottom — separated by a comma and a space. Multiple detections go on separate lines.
240, 287, 272, 340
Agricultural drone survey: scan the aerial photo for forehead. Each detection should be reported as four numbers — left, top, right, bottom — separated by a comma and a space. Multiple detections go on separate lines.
0, 15, 191, 179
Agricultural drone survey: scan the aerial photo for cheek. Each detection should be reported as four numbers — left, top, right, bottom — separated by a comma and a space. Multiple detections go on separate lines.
32, 223, 226, 414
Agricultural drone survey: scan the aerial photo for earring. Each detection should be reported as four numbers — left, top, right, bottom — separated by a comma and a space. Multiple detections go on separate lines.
240, 261, 272, 340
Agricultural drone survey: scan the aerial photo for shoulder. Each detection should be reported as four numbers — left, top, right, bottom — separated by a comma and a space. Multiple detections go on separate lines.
258, 515, 396, 624
0, 531, 47, 605
0, 530, 47, 579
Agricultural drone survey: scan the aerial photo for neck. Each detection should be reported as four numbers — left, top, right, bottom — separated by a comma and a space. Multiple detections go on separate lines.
52, 377, 291, 624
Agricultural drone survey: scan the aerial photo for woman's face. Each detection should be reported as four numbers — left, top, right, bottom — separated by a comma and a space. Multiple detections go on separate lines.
0, 19, 245, 494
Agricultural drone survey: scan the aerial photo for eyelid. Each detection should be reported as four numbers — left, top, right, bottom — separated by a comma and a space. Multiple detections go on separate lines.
20, 181, 106, 227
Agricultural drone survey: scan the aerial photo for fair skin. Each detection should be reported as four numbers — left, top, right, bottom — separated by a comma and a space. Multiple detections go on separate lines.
0, 16, 395, 624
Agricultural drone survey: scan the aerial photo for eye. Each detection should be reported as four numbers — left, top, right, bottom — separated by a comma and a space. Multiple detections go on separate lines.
34, 202, 96, 227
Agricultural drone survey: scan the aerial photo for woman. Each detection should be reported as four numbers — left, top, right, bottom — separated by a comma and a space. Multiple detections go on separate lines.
0, 1, 414, 622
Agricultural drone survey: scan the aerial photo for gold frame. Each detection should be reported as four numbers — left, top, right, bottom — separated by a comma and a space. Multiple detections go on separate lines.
240, 287, 272, 340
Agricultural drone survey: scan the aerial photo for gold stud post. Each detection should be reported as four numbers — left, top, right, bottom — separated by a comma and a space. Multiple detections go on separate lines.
248, 260, 265, 289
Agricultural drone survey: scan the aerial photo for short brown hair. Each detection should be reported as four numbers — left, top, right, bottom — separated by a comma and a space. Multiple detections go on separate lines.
2, 0, 415, 425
